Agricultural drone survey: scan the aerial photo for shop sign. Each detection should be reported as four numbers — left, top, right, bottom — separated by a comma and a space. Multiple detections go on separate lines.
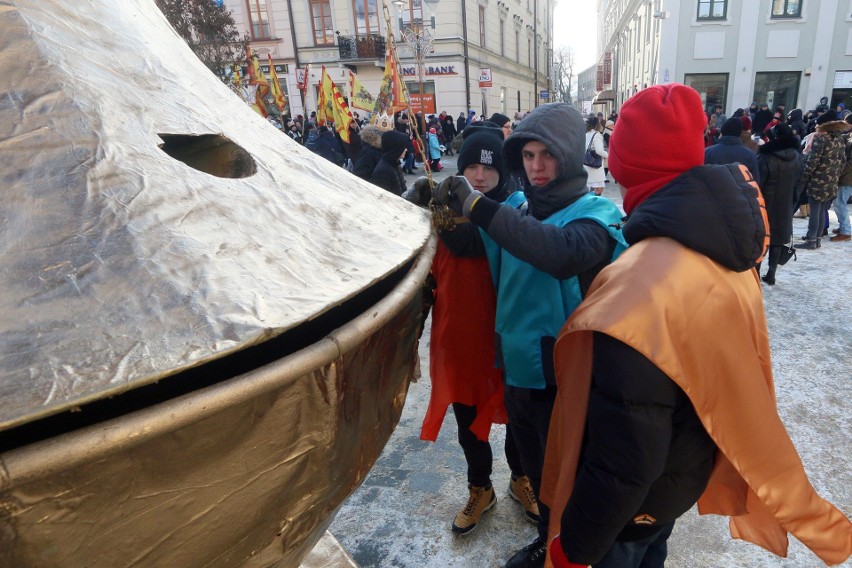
401, 65, 458, 77
479, 67, 493, 88
409, 93, 436, 114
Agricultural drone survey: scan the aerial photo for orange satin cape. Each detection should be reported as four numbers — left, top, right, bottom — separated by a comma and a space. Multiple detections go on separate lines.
541, 237, 852, 566
420, 240, 507, 442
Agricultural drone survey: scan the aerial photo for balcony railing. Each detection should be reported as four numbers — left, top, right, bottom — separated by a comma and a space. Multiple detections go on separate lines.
337, 33, 386, 61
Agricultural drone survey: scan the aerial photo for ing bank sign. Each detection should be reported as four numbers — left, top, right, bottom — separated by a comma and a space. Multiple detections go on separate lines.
401, 65, 459, 77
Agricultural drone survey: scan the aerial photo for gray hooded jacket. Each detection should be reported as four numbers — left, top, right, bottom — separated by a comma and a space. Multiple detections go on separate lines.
467, 103, 618, 283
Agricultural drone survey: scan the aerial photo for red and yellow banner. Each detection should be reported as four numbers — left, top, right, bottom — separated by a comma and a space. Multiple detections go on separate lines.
267, 54, 287, 113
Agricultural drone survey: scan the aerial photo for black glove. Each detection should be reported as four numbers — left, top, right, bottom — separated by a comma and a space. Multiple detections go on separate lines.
432, 176, 481, 216
411, 176, 432, 206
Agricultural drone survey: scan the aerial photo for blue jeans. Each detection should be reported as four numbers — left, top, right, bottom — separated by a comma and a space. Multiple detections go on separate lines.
833, 185, 852, 235
593, 521, 675, 568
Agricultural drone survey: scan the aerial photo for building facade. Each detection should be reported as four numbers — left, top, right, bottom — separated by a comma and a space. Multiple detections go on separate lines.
225, 0, 554, 118
593, 0, 852, 116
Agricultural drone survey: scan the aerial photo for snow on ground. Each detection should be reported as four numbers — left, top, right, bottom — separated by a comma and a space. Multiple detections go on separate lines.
330, 175, 851, 568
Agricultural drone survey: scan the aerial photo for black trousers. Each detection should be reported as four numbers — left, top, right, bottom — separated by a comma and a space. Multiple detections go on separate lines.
452, 403, 524, 488
504, 384, 557, 539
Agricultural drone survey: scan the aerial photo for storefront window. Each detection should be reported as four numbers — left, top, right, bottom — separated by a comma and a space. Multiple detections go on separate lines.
683, 73, 728, 113
753, 71, 800, 112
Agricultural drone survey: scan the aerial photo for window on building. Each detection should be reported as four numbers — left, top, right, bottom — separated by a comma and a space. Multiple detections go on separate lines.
696, 0, 727, 20
683, 72, 729, 113
310, 0, 334, 45
636, 18, 641, 51
479, 6, 486, 47
246, 0, 271, 38
771, 0, 802, 18
353, 0, 380, 37
400, 0, 425, 32
515, 30, 520, 62
646, 2, 652, 42
753, 71, 801, 112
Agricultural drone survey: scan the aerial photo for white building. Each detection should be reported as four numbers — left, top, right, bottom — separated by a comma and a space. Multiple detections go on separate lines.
593, 0, 852, 115
225, 0, 555, 118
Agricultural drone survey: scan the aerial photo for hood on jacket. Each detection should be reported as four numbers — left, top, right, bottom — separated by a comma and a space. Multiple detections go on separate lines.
360, 125, 384, 149
788, 108, 804, 123
759, 134, 801, 155
503, 102, 588, 219
623, 164, 767, 272
815, 120, 848, 135
380, 129, 408, 161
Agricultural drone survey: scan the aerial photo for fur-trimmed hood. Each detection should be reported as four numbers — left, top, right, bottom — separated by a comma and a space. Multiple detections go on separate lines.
815, 120, 848, 134
360, 125, 384, 149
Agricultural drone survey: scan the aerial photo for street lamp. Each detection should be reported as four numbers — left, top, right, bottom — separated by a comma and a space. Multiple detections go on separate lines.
393, 0, 439, 118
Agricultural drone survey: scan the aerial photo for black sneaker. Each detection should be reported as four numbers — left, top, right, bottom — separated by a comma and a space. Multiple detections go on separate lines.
505, 536, 547, 568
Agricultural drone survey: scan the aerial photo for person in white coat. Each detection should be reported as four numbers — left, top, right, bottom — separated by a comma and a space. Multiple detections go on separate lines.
584, 116, 608, 195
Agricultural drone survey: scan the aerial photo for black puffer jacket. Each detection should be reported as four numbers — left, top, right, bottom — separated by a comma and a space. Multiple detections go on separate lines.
369, 130, 408, 195
759, 136, 804, 244
561, 164, 767, 565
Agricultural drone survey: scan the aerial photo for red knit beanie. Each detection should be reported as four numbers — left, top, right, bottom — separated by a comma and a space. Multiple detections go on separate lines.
609, 84, 707, 213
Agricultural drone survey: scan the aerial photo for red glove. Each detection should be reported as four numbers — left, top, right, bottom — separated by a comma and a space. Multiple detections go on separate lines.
549, 535, 588, 568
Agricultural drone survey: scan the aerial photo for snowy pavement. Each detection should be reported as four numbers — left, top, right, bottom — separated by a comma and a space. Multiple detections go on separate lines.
329, 175, 851, 568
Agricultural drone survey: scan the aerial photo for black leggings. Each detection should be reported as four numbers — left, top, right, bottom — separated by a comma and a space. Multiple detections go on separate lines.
452, 403, 524, 488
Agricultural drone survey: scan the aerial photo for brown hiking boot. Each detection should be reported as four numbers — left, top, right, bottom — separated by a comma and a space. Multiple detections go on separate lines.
452, 484, 496, 535
829, 234, 850, 242
509, 475, 540, 525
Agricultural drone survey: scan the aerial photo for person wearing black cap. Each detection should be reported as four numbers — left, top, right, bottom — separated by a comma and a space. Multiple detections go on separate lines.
369, 130, 409, 195
795, 109, 847, 249
704, 117, 760, 184
432, 103, 628, 568
416, 127, 540, 538
489, 112, 513, 138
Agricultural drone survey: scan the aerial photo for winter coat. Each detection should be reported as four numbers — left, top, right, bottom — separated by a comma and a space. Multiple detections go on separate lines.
456, 115, 467, 134
313, 130, 345, 166
466, 103, 628, 389
304, 129, 319, 151
752, 109, 774, 134
441, 115, 457, 141
796, 120, 848, 202
788, 109, 808, 139
369, 130, 408, 195
838, 134, 852, 187
704, 135, 760, 184
583, 130, 608, 185
758, 137, 805, 244
352, 125, 383, 180
542, 164, 852, 566
427, 133, 442, 160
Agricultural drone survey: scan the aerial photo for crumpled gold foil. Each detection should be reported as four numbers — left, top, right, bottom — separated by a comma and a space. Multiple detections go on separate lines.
0, 0, 435, 565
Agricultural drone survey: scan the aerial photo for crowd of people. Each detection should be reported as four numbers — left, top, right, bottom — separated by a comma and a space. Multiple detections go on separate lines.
281, 92, 852, 567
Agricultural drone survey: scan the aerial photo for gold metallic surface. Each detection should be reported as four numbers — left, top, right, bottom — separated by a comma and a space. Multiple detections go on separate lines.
0, 234, 436, 568
0, 0, 431, 430
0, 0, 436, 565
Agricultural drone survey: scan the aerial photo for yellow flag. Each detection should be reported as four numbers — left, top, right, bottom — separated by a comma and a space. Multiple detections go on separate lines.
267, 54, 287, 113
349, 71, 375, 112
331, 81, 354, 143
317, 66, 335, 125
246, 47, 269, 117
374, 48, 409, 115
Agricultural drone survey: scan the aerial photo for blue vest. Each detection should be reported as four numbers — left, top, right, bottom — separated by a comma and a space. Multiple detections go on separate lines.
481, 193, 628, 389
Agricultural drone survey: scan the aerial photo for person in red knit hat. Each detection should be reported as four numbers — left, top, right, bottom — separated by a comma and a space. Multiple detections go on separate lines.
542, 83, 852, 568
